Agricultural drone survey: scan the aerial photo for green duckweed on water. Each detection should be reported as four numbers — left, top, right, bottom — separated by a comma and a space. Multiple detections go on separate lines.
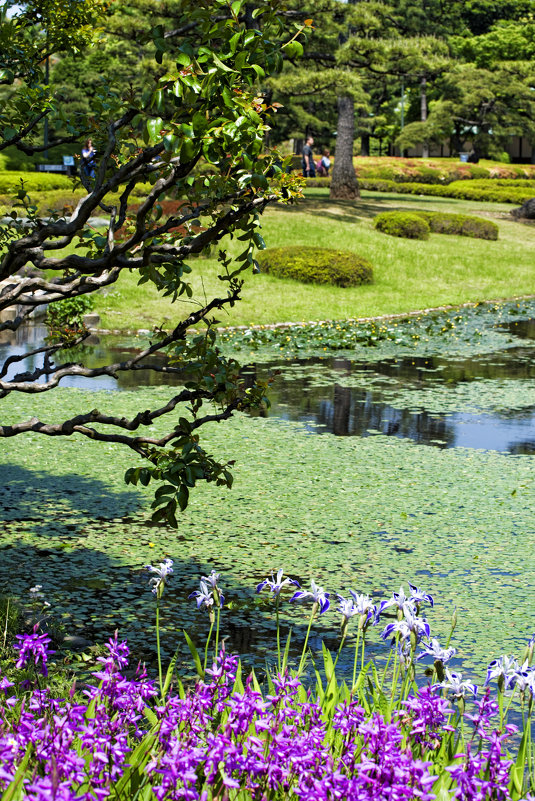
1, 377, 534, 678
1, 299, 535, 678
217, 297, 535, 362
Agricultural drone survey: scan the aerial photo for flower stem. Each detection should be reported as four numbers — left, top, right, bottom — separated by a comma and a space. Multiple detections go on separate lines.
298, 605, 316, 676
352, 629, 362, 689
276, 596, 281, 673
155, 598, 163, 697
214, 604, 221, 664
204, 618, 214, 674
333, 634, 346, 672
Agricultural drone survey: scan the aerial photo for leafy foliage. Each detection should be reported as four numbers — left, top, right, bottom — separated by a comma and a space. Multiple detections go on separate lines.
360, 178, 535, 204
0, 0, 305, 525
257, 246, 373, 287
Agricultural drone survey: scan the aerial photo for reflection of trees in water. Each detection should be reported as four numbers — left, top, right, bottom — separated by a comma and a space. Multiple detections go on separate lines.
317, 389, 453, 446
509, 440, 535, 455
501, 320, 535, 341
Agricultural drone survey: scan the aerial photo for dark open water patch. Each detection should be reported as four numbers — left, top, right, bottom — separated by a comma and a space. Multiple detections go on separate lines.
243, 347, 535, 453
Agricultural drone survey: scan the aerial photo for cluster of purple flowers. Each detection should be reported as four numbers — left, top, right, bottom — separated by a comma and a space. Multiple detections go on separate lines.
0, 628, 525, 801
1, 567, 533, 800
1, 633, 156, 800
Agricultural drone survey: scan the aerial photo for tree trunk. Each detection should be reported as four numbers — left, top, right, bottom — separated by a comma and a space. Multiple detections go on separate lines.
360, 132, 370, 157
330, 95, 360, 200
420, 76, 429, 159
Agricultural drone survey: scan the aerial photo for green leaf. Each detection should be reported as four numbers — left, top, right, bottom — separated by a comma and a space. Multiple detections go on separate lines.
162, 642, 182, 700
212, 53, 236, 73
509, 727, 529, 798
282, 40, 303, 59
184, 629, 204, 678
2, 743, 33, 801
146, 117, 164, 142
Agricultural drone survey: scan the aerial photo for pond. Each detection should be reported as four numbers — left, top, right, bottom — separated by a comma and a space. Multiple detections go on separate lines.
1, 302, 535, 682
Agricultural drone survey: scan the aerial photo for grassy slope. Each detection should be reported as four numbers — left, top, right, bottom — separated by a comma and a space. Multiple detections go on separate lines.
93, 189, 535, 330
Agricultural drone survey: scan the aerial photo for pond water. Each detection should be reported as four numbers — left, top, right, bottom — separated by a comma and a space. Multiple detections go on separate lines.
3, 320, 535, 454
1, 309, 535, 683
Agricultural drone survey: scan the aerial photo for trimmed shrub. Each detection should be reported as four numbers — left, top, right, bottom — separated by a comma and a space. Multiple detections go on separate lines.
359, 178, 534, 204
418, 211, 499, 240
373, 211, 430, 240
257, 246, 373, 287
373, 210, 498, 240
353, 156, 535, 184
0, 171, 73, 193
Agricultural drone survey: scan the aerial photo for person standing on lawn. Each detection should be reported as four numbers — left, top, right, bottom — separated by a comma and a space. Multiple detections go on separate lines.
302, 136, 315, 178
81, 138, 97, 179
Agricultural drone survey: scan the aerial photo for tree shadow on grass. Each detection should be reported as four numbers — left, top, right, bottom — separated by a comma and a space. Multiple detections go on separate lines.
274, 192, 469, 226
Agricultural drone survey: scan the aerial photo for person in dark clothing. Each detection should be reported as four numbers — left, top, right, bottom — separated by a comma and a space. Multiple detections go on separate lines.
302, 136, 315, 178
81, 138, 97, 179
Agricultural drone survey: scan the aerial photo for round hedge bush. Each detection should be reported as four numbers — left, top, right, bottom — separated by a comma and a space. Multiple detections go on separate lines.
373, 211, 430, 240
256, 247, 373, 287
418, 211, 499, 240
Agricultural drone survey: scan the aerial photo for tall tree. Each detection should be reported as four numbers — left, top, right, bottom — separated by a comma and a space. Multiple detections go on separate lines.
0, 0, 304, 526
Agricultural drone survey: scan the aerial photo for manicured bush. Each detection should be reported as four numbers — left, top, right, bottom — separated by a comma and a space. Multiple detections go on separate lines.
373, 210, 498, 240
418, 211, 499, 240
0, 171, 73, 193
359, 178, 534, 204
353, 156, 535, 184
257, 246, 373, 287
373, 211, 430, 240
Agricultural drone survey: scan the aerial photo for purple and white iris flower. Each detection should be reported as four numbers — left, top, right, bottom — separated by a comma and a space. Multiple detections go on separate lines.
416, 638, 457, 664
337, 595, 359, 625
408, 582, 434, 609
190, 579, 219, 610
381, 607, 430, 644
290, 579, 330, 613
256, 568, 299, 597
485, 655, 520, 688
436, 669, 478, 699
145, 558, 174, 597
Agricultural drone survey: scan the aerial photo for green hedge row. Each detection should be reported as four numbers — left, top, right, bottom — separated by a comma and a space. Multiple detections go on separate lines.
373, 210, 499, 240
257, 246, 373, 287
359, 179, 534, 204
0, 171, 74, 193
299, 157, 535, 185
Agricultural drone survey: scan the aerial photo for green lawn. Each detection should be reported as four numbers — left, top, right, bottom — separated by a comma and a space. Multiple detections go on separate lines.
92, 189, 535, 330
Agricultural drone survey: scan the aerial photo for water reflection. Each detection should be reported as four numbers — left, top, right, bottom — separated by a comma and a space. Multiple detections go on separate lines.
2, 324, 535, 454
246, 350, 535, 453
500, 319, 535, 340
